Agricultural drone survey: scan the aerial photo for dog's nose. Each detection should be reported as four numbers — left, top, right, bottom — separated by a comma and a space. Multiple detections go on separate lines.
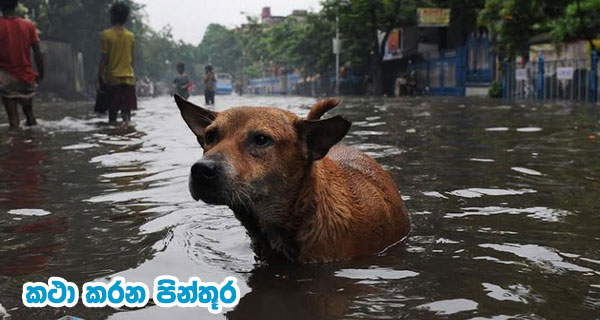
191, 160, 220, 180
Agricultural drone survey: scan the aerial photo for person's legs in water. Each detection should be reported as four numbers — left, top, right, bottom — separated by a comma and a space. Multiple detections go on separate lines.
108, 109, 118, 124
122, 109, 131, 123
107, 85, 118, 124
208, 91, 215, 105
19, 98, 37, 126
2, 97, 20, 127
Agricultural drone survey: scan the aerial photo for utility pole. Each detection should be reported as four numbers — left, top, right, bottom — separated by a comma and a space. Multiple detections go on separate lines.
334, 14, 340, 95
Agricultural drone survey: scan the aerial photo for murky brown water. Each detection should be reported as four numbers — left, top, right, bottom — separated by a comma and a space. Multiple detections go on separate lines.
0, 95, 599, 319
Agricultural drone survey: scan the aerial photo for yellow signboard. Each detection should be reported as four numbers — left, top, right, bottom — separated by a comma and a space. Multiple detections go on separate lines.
587, 39, 600, 55
417, 8, 450, 27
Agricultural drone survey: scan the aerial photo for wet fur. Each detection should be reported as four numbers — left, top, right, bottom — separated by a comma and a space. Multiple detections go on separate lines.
175, 95, 410, 263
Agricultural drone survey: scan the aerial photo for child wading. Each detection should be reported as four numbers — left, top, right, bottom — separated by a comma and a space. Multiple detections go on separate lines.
0, 0, 44, 128
204, 65, 216, 105
97, 2, 137, 124
173, 63, 191, 99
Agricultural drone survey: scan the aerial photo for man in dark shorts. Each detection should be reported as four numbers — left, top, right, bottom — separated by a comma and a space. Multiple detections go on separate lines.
0, 0, 44, 128
173, 63, 191, 99
204, 65, 216, 105
96, 2, 137, 124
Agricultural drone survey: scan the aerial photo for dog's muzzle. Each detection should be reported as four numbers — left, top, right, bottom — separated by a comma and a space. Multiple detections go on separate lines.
189, 159, 223, 203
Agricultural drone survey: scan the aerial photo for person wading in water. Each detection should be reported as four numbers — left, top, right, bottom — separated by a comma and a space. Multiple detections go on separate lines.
173, 62, 192, 99
97, 1, 137, 125
203, 65, 216, 105
0, 0, 44, 128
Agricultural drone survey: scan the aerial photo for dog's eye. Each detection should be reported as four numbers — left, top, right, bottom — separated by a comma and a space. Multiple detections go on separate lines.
252, 134, 272, 147
205, 130, 218, 145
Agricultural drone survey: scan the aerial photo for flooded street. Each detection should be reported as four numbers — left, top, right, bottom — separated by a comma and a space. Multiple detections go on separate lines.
1, 95, 599, 319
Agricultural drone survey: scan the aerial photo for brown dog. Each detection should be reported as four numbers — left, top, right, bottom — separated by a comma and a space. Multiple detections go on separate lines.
174, 94, 410, 262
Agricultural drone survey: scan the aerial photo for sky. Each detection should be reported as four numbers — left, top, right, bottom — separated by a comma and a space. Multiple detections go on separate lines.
135, 0, 323, 45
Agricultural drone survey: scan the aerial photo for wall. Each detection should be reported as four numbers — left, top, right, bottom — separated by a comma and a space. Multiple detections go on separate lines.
37, 41, 85, 99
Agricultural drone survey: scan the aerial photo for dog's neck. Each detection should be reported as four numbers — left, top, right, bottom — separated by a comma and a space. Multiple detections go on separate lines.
232, 157, 356, 262
253, 158, 356, 262
230, 171, 306, 261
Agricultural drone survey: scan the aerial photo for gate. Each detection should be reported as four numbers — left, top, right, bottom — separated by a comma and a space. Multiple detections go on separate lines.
466, 34, 495, 85
407, 47, 467, 96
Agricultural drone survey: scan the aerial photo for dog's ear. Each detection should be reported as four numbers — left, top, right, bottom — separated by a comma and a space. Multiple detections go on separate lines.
174, 94, 217, 146
307, 98, 341, 120
298, 116, 351, 161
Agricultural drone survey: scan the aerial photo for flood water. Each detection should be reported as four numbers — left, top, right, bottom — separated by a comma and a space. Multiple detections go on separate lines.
0, 95, 599, 319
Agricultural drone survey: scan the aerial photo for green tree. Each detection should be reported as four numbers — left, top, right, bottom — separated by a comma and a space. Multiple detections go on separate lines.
552, 0, 600, 53
228, 13, 335, 83
197, 24, 243, 75
293, 13, 336, 77
259, 13, 335, 77
478, 0, 568, 58
238, 17, 269, 78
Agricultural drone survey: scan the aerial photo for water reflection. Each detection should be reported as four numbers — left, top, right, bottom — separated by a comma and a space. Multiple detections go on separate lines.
228, 264, 359, 320
0, 96, 599, 319
0, 131, 46, 208
0, 131, 64, 277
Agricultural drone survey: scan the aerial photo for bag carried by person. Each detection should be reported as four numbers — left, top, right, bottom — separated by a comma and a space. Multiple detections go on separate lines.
94, 82, 110, 114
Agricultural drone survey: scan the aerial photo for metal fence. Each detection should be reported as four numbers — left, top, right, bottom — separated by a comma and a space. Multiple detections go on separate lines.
398, 35, 492, 97
407, 47, 467, 96
503, 52, 598, 103
248, 74, 366, 95
466, 35, 494, 85
248, 74, 302, 95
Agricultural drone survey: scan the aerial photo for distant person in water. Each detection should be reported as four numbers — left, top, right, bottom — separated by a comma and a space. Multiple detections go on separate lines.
173, 62, 191, 99
0, 0, 44, 128
203, 65, 216, 105
97, 1, 137, 125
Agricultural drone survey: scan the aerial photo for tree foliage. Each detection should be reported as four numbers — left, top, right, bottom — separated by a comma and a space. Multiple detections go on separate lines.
551, 0, 600, 52
192, 13, 336, 81
196, 24, 242, 74
478, 0, 570, 58
236, 13, 336, 78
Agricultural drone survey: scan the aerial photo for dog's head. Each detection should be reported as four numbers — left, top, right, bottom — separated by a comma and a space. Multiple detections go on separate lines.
174, 94, 350, 223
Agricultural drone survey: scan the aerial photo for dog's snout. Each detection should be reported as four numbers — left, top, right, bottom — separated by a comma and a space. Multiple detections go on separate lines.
191, 160, 220, 180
